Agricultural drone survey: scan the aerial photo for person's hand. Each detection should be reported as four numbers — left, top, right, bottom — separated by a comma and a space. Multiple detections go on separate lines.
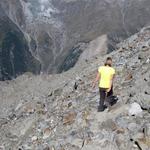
107, 87, 111, 92
92, 82, 96, 89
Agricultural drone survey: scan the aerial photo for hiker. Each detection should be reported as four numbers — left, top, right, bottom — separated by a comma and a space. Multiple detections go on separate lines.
92, 57, 116, 112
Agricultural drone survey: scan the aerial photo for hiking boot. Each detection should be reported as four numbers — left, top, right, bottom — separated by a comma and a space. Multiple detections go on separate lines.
97, 108, 104, 112
97, 105, 107, 112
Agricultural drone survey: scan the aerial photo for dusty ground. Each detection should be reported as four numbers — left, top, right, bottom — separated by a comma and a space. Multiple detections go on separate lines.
0, 27, 150, 150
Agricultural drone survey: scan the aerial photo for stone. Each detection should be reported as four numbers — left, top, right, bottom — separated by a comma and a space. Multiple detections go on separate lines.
63, 111, 77, 125
71, 138, 84, 148
9, 116, 37, 137
116, 134, 126, 148
143, 123, 150, 137
51, 146, 55, 150
48, 92, 53, 97
138, 52, 146, 60
128, 123, 139, 132
125, 73, 133, 81
36, 102, 46, 114
91, 133, 104, 141
0, 146, 5, 150
116, 128, 125, 134
100, 119, 118, 131
128, 103, 143, 116
0, 118, 8, 128
53, 88, 63, 97
146, 58, 150, 63
68, 102, 72, 108
5, 132, 18, 141
133, 132, 144, 140
8, 113, 17, 120
31, 136, 38, 142
43, 146, 50, 150
25, 106, 35, 114
82, 144, 102, 150
43, 128, 51, 139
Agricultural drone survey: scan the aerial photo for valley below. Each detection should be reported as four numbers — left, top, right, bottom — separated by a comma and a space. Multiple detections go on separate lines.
1, 0, 150, 80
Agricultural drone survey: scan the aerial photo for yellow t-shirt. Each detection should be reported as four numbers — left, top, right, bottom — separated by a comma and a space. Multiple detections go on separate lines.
98, 66, 115, 88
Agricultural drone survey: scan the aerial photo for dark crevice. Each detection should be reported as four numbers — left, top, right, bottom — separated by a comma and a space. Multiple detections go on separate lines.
143, 127, 146, 136
58, 45, 83, 73
141, 106, 150, 113
134, 141, 142, 150
81, 139, 85, 148
74, 82, 78, 90
130, 138, 133, 141
130, 139, 143, 150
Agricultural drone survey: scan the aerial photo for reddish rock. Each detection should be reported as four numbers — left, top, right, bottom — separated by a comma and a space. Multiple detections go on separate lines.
63, 111, 77, 125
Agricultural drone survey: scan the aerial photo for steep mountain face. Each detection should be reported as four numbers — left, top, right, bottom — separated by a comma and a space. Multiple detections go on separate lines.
0, 26, 149, 150
0, 2, 41, 80
0, 0, 150, 80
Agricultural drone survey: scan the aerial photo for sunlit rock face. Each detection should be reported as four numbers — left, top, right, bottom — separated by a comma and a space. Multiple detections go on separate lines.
0, 0, 150, 79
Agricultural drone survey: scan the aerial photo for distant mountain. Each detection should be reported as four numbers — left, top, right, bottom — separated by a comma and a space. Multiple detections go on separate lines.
0, 0, 150, 80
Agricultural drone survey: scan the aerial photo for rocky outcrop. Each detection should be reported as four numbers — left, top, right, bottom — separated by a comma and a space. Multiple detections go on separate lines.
0, 26, 149, 149
1, 0, 150, 80
0, 3, 41, 80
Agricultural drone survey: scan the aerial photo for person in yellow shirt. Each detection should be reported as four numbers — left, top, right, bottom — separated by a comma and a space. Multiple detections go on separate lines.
92, 57, 115, 112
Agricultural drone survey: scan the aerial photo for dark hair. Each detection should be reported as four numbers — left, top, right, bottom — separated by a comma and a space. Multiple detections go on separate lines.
105, 57, 112, 67
106, 57, 112, 61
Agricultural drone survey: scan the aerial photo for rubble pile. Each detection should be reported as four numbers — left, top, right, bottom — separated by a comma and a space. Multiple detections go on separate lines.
0, 27, 150, 150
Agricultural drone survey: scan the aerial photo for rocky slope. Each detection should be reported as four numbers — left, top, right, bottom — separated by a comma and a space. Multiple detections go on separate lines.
1, 0, 150, 80
0, 26, 150, 149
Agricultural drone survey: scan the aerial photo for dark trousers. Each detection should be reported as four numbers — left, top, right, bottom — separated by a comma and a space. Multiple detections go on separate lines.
98, 86, 113, 111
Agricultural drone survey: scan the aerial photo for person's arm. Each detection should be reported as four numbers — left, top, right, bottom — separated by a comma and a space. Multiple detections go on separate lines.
107, 74, 115, 92
92, 72, 100, 89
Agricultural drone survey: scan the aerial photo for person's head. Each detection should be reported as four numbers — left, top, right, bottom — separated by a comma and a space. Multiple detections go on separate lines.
105, 57, 112, 67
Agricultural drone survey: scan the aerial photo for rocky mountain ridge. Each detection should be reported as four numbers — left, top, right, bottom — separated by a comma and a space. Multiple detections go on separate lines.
0, 26, 149, 149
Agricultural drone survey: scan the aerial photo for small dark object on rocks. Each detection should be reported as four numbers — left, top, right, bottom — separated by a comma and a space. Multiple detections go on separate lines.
48, 92, 53, 97
145, 91, 150, 95
8, 113, 17, 120
74, 82, 78, 90
68, 102, 72, 108
129, 93, 134, 97
144, 78, 148, 81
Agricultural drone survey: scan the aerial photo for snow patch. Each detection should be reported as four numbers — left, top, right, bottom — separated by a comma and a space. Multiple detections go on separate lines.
20, 0, 60, 23
20, 0, 33, 21
39, 0, 59, 18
